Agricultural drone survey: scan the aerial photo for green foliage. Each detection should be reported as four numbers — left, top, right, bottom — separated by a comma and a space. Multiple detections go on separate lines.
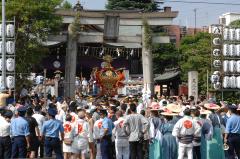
2, 0, 62, 75
179, 32, 211, 93
229, 20, 240, 28
61, 1, 72, 9
143, 19, 152, 50
216, 91, 240, 104
69, 12, 81, 39
152, 43, 179, 74
106, 0, 158, 11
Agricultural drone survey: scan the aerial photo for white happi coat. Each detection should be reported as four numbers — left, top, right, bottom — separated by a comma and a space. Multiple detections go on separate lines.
93, 118, 104, 159
63, 121, 74, 152
72, 118, 89, 151
172, 116, 201, 147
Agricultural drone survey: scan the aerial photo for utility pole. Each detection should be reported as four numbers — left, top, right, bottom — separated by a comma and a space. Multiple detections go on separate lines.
2, 0, 6, 90
194, 8, 197, 34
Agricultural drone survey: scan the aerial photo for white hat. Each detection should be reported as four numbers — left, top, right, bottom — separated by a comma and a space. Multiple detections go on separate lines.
91, 106, 96, 110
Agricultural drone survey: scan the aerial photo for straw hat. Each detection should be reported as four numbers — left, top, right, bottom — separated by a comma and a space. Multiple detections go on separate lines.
200, 109, 211, 115
166, 103, 182, 113
161, 109, 178, 116
204, 103, 220, 110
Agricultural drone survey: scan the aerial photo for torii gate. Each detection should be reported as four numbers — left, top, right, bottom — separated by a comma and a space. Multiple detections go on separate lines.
49, 5, 178, 98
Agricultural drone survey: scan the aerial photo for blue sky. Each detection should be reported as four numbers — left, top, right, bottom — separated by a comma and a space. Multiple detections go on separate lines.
68, 0, 240, 27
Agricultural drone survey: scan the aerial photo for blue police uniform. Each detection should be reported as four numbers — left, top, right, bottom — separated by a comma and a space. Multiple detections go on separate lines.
10, 107, 30, 158
101, 115, 114, 159
225, 112, 240, 159
42, 108, 64, 159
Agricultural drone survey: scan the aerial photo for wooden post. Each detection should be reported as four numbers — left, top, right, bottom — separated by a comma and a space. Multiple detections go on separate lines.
64, 24, 77, 98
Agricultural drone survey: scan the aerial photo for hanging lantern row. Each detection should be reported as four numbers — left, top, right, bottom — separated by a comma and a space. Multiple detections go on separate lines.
77, 46, 142, 58
211, 25, 223, 90
211, 25, 240, 90
0, 20, 16, 92
0, 24, 15, 38
223, 76, 240, 89
223, 28, 240, 41
223, 60, 240, 73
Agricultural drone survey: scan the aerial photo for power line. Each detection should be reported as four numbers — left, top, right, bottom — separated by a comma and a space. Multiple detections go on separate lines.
164, 0, 240, 5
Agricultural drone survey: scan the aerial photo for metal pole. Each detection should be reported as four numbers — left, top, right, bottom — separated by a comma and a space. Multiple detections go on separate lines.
207, 70, 209, 98
194, 8, 197, 34
2, 0, 6, 90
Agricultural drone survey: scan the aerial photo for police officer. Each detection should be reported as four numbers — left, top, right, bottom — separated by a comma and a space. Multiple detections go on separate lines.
0, 109, 13, 158
224, 105, 240, 159
41, 107, 64, 159
99, 108, 114, 159
11, 106, 30, 158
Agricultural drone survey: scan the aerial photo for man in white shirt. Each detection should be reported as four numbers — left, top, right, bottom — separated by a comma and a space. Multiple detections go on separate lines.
0, 109, 13, 158
81, 77, 88, 95
32, 106, 45, 158
113, 110, 129, 159
172, 108, 201, 159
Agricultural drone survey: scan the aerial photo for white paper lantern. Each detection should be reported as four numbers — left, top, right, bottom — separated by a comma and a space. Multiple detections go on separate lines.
213, 82, 221, 90
237, 61, 240, 73
211, 74, 220, 84
6, 41, 15, 54
237, 76, 240, 89
223, 44, 230, 56
223, 28, 230, 40
213, 38, 221, 45
6, 24, 14, 37
6, 58, 14, 72
236, 44, 240, 56
223, 60, 229, 73
230, 76, 237, 88
236, 29, 240, 41
213, 49, 220, 56
213, 71, 220, 75
213, 60, 221, 67
6, 76, 14, 89
223, 76, 230, 88
229, 60, 237, 73
230, 44, 236, 56
230, 28, 236, 41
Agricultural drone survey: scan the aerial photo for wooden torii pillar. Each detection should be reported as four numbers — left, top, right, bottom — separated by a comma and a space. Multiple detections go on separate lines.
142, 22, 154, 95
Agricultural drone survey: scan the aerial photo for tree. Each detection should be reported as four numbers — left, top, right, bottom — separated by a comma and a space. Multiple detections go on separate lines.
2, 0, 62, 75
152, 43, 179, 74
179, 32, 211, 93
229, 20, 240, 28
61, 0, 72, 9
106, 0, 159, 11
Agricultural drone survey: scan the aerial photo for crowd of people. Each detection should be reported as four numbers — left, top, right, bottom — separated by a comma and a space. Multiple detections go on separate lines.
0, 89, 240, 159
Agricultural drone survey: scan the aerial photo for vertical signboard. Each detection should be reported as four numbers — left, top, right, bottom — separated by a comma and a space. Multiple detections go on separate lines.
188, 71, 198, 100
